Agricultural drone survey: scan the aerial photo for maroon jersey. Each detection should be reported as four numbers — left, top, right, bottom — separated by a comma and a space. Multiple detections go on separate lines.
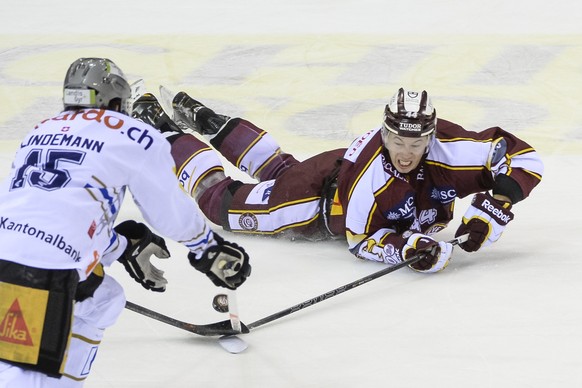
328, 119, 543, 264
171, 117, 543, 264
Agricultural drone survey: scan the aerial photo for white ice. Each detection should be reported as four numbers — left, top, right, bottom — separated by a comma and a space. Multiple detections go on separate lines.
1, 1, 581, 387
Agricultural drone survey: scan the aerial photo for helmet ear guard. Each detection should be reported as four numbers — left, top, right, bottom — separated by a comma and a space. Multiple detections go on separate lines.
383, 88, 437, 138
63, 58, 132, 114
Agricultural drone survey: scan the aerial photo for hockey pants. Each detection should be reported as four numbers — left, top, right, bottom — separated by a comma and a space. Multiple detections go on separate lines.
0, 274, 125, 388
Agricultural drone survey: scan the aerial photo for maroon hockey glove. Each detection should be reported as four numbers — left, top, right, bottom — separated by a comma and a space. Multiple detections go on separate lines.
401, 232, 453, 272
455, 192, 513, 252
189, 233, 251, 290
402, 232, 440, 270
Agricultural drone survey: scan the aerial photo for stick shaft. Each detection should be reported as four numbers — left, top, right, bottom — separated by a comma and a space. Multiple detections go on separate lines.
125, 300, 248, 336
125, 301, 191, 329
228, 290, 242, 333
247, 255, 420, 329
247, 234, 467, 330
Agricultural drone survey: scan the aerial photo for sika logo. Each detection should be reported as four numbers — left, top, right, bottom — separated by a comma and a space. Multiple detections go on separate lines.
0, 299, 33, 346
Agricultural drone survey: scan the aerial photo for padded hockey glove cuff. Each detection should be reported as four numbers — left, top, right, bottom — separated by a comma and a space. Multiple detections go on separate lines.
455, 192, 514, 252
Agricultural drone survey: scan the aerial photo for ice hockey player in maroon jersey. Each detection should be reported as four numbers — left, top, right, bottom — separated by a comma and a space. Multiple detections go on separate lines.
132, 88, 543, 274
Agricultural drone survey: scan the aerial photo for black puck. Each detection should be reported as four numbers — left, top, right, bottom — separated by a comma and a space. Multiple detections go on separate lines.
212, 294, 229, 313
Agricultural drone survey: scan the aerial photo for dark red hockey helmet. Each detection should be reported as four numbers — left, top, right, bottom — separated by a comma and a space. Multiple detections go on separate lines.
383, 88, 437, 138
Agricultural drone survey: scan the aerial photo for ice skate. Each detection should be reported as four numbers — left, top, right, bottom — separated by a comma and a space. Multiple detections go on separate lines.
132, 93, 183, 137
169, 90, 230, 136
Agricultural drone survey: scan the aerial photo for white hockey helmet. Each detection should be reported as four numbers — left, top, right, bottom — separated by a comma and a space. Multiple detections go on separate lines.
63, 58, 132, 114
383, 88, 437, 138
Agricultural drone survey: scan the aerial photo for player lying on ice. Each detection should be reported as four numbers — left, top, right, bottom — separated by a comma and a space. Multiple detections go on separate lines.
132, 87, 543, 274
0, 58, 250, 387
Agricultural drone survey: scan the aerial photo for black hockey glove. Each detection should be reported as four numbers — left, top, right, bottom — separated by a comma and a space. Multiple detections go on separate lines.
189, 233, 251, 290
115, 220, 170, 292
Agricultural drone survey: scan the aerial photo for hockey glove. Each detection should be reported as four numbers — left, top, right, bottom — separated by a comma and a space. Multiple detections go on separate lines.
402, 232, 453, 273
189, 233, 251, 290
115, 220, 170, 292
455, 192, 513, 252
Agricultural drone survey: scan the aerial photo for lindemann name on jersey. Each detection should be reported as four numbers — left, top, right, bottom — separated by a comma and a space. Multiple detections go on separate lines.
0, 109, 166, 277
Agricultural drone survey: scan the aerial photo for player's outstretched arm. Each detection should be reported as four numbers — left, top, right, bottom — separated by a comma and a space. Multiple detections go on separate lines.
350, 228, 453, 273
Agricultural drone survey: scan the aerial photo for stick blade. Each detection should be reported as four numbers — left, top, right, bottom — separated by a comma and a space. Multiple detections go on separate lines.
218, 335, 248, 354
193, 319, 250, 336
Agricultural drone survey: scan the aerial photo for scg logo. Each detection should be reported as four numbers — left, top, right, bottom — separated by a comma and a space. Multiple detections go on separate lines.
431, 187, 457, 203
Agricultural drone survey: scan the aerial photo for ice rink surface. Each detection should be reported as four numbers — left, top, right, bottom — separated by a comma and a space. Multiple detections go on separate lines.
1, 1, 582, 387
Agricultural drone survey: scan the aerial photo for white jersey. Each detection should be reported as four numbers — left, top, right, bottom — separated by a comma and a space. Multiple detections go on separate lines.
0, 109, 213, 280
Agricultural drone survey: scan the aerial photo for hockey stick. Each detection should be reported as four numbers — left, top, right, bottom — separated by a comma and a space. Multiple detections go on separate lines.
217, 290, 249, 353
125, 235, 467, 336
215, 258, 249, 353
125, 300, 250, 337
247, 234, 468, 330
226, 289, 242, 333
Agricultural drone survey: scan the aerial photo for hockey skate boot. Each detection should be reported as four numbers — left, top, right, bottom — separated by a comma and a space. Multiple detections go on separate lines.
132, 93, 183, 138
172, 91, 230, 136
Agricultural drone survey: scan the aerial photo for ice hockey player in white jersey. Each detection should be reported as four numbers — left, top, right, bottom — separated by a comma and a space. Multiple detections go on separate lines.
0, 58, 251, 387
